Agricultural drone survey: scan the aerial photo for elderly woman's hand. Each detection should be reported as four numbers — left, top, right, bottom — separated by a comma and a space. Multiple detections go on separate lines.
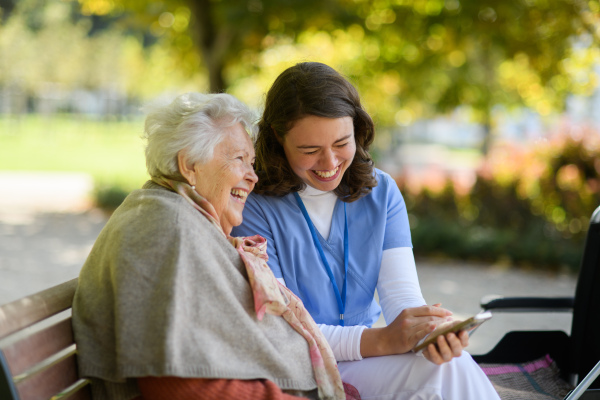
421, 321, 470, 365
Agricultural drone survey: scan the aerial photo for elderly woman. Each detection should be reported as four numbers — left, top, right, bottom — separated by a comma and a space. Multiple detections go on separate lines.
72, 93, 348, 400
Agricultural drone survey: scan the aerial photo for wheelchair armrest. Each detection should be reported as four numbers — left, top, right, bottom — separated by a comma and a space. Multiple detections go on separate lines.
480, 296, 575, 312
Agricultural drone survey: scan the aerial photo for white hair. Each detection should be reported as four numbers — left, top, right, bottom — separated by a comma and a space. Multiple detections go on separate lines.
143, 92, 257, 180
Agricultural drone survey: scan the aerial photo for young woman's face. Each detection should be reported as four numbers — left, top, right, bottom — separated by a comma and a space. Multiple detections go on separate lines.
280, 115, 356, 192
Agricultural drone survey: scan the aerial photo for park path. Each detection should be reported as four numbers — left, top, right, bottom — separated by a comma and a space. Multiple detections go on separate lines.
0, 172, 577, 355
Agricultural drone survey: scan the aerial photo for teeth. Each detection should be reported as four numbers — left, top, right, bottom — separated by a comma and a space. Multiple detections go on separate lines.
231, 189, 248, 199
314, 167, 339, 178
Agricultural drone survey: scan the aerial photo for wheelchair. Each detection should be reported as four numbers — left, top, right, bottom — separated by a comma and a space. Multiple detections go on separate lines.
472, 205, 600, 400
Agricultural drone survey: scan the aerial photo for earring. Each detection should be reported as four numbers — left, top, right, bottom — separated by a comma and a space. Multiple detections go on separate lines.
191, 185, 196, 190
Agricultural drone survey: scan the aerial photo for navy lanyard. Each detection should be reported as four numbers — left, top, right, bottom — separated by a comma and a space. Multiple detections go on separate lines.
293, 192, 348, 326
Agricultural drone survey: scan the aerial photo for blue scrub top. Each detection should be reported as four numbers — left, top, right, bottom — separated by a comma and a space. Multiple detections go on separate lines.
232, 169, 412, 327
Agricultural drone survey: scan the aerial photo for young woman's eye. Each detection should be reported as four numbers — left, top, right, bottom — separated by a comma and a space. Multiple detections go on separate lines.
337, 142, 348, 148
304, 150, 318, 155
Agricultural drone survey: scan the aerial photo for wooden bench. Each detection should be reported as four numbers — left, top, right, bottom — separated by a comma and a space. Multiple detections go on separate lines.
0, 278, 91, 400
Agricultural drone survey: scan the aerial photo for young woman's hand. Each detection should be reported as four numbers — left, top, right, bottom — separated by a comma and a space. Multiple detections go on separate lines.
421, 325, 470, 365
360, 304, 452, 357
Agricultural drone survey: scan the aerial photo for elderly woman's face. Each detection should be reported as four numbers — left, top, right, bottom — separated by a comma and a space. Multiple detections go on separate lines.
192, 123, 257, 234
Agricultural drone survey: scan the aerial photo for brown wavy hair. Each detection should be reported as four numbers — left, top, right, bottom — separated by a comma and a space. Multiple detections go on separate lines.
254, 62, 377, 202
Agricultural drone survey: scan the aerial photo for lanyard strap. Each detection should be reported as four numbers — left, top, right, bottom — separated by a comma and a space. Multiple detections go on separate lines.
294, 192, 348, 326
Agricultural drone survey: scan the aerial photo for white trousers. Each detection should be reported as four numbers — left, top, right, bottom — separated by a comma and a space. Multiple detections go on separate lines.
338, 352, 500, 400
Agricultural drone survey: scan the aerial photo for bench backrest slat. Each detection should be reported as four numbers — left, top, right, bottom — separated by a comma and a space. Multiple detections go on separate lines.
14, 344, 77, 385
0, 278, 91, 400
0, 279, 78, 338
15, 353, 81, 400
2, 318, 74, 377
52, 378, 91, 400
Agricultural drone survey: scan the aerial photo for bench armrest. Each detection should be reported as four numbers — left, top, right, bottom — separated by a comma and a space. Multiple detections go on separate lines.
480, 296, 575, 312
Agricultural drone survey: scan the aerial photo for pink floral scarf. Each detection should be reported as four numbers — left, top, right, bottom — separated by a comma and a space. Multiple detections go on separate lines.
153, 178, 346, 400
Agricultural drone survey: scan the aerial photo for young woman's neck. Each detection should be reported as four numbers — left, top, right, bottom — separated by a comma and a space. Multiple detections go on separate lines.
298, 186, 338, 238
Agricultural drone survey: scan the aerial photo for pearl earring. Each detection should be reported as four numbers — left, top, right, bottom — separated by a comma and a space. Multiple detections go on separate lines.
191, 185, 196, 190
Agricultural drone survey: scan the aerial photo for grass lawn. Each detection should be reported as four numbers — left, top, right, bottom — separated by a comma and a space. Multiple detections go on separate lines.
0, 114, 149, 191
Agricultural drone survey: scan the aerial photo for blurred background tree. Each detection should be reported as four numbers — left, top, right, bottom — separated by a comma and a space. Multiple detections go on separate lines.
351, 0, 600, 154
0, 0, 210, 113
70, 0, 600, 153
1, 0, 599, 270
74, 0, 359, 93
3, 0, 598, 135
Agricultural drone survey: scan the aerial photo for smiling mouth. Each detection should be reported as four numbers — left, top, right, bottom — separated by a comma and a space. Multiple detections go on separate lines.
231, 188, 248, 203
312, 166, 340, 180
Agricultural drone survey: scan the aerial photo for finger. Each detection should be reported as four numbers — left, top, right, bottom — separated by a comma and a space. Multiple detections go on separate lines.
410, 321, 437, 346
395, 314, 446, 337
445, 332, 464, 357
401, 305, 445, 318
410, 320, 453, 350
410, 305, 453, 318
458, 330, 470, 348
434, 318, 453, 328
412, 315, 451, 329
436, 335, 454, 362
425, 343, 444, 365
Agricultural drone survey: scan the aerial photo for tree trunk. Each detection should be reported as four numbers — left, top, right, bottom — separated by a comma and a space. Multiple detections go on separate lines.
188, 0, 231, 93
480, 108, 492, 156
480, 42, 494, 156
207, 57, 225, 94
0, 0, 16, 22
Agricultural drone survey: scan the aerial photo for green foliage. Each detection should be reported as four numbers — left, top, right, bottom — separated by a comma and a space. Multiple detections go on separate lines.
348, 0, 600, 132
401, 130, 600, 271
0, 114, 148, 193
94, 184, 130, 211
75, 0, 358, 92
0, 0, 208, 104
2, 0, 598, 141
65, 0, 600, 129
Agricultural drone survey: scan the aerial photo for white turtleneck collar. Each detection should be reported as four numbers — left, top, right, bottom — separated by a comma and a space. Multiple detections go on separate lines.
297, 185, 338, 239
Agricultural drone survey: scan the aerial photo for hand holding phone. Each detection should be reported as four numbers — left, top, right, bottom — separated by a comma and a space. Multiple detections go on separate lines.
414, 310, 492, 353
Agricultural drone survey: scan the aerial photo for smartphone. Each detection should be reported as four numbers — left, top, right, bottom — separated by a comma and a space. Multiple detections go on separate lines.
414, 310, 493, 352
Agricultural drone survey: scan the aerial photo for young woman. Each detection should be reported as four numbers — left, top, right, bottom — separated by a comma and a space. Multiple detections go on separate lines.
232, 62, 500, 399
